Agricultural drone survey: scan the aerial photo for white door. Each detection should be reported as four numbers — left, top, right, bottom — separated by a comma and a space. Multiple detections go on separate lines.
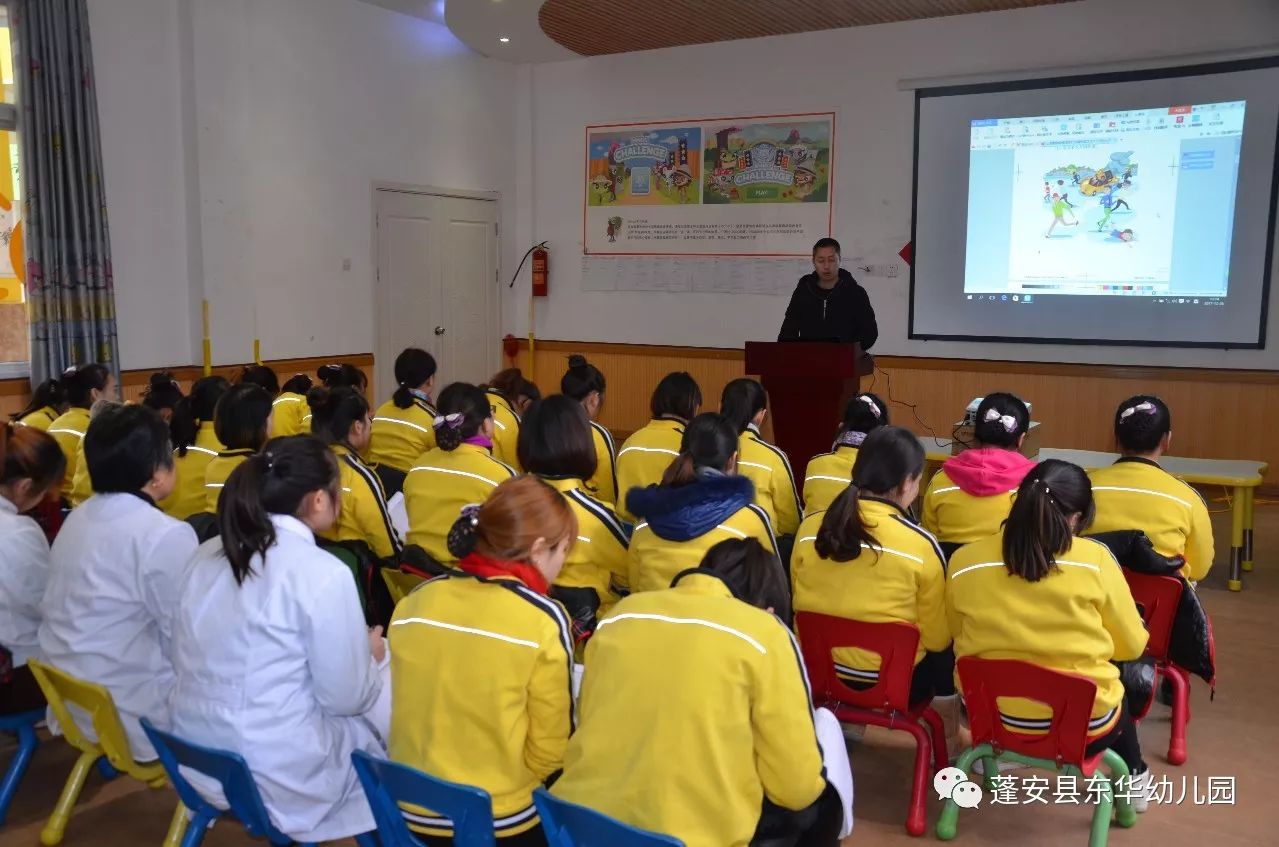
374, 189, 500, 397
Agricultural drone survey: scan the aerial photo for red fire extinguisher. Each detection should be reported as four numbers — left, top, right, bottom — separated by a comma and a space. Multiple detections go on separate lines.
531, 245, 549, 297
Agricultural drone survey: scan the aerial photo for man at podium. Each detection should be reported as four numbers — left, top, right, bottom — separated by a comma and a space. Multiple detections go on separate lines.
778, 237, 878, 349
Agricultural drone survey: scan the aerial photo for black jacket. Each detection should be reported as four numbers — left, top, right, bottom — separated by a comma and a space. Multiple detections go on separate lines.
777, 269, 878, 349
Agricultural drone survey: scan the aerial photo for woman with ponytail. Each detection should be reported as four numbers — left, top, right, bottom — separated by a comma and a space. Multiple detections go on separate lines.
923, 392, 1035, 554
948, 459, 1152, 809
271, 373, 315, 437
0, 424, 66, 714
301, 364, 369, 432
803, 392, 889, 515
615, 371, 703, 521
367, 347, 438, 495
48, 363, 116, 500
171, 436, 388, 843
791, 426, 958, 751
483, 367, 540, 471
555, 537, 844, 846
141, 371, 185, 422
625, 412, 777, 594
237, 364, 281, 397
403, 382, 516, 563
391, 475, 575, 845
1087, 395, 1214, 581
561, 354, 618, 504
160, 375, 230, 519
12, 378, 69, 430
720, 378, 802, 540
308, 386, 401, 560
203, 384, 274, 513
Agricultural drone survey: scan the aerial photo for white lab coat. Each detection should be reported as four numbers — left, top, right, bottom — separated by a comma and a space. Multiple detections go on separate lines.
38, 492, 197, 759
0, 497, 50, 666
169, 515, 387, 843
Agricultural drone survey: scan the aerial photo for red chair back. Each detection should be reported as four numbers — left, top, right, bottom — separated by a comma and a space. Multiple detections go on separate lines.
794, 612, 920, 713
956, 657, 1098, 767
1122, 571, 1182, 660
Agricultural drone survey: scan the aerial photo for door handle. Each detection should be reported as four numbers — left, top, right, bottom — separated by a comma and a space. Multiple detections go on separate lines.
434, 326, 446, 336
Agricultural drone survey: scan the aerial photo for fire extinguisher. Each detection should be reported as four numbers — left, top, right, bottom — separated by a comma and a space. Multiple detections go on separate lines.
531, 245, 549, 297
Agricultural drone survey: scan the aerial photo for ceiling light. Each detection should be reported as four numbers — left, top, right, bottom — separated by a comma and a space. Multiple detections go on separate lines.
499, 37, 510, 43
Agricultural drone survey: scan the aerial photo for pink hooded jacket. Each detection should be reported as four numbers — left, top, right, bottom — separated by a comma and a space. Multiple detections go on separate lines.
940, 447, 1036, 496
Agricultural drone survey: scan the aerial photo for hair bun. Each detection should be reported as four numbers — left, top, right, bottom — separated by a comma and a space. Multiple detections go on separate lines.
446, 506, 481, 559
567, 354, 588, 369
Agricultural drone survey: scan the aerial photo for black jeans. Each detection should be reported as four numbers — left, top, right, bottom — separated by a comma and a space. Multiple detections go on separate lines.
0, 664, 47, 715
1084, 704, 1146, 775
845, 646, 956, 704
753, 781, 843, 847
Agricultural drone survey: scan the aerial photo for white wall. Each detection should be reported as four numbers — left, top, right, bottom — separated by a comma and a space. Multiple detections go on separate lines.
91, 0, 518, 369
513, 0, 1279, 369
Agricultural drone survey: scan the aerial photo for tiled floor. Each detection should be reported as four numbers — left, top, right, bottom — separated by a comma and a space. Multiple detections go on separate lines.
0, 503, 1272, 846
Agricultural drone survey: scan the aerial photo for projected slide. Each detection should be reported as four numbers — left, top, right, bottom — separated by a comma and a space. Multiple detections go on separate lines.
964, 101, 1245, 301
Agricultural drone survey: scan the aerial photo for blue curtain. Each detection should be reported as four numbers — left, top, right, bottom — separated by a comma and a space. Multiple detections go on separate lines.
14, 0, 118, 384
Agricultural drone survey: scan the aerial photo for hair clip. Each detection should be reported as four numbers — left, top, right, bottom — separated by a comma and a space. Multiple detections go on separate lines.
433, 412, 465, 430
858, 395, 882, 418
460, 503, 480, 526
262, 450, 275, 470
62, 365, 78, 378
1120, 401, 1157, 421
984, 408, 1018, 433
836, 430, 867, 448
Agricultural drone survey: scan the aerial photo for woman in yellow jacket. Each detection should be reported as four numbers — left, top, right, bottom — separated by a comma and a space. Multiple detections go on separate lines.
12, 378, 68, 431
947, 459, 1152, 807
483, 368, 539, 472
390, 475, 577, 844
553, 538, 842, 847
625, 413, 776, 594
923, 393, 1035, 556
519, 394, 631, 640
803, 393, 888, 515
792, 426, 959, 747
204, 384, 274, 513
1088, 395, 1214, 581
271, 373, 314, 438
48, 364, 115, 503
309, 386, 401, 561
159, 376, 229, 519
404, 382, 516, 565
720, 378, 801, 541
368, 348, 438, 496
616, 371, 701, 521
561, 355, 617, 505
299, 364, 368, 433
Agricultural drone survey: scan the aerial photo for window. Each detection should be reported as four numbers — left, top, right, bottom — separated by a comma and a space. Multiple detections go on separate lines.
0, 7, 24, 378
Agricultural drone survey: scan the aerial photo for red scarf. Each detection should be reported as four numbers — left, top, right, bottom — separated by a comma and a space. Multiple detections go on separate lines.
458, 552, 549, 595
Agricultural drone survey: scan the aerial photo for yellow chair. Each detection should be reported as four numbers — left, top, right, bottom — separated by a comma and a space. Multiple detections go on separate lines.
381, 567, 426, 606
27, 659, 187, 847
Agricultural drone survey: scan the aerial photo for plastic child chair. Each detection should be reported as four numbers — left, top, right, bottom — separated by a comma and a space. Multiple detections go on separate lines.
793, 613, 947, 837
26, 659, 186, 847
352, 749, 496, 847
1124, 570, 1191, 765
936, 657, 1138, 847
382, 567, 426, 606
0, 708, 45, 825
534, 787, 683, 846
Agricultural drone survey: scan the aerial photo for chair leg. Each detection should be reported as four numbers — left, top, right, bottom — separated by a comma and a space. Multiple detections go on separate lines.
902, 719, 932, 837
1165, 665, 1189, 766
95, 756, 119, 781
166, 804, 197, 847
935, 744, 989, 841
40, 750, 98, 846
0, 724, 39, 825
921, 707, 948, 772
1088, 771, 1113, 847
1102, 748, 1136, 829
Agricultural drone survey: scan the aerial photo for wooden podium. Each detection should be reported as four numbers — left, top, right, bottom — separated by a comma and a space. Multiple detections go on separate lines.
744, 342, 872, 474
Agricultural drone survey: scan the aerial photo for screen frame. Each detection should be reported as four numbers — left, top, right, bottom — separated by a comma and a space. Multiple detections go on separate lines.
908, 55, 1279, 350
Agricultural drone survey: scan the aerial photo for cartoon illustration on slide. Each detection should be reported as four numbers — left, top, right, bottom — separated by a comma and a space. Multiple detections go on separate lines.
1045, 192, 1079, 237
606, 216, 623, 243
701, 119, 831, 204
1041, 151, 1139, 240
586, 127, 703, 206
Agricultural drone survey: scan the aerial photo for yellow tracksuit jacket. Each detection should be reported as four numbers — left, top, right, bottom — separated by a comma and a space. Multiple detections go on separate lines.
319, 445, 401, 559
48, 407, 90, 500
160, 424, 224, 519
615, 418, 685, 521
947, 531, 1148, 736
270, 392, 309, 437
389, 571, 574, 838
553, 571, 827, 847
737, 425, 801, 536
368, 397, 437, 474
627, 506, 776, 595
922, 468, 1018, 546
543, 477, 630, 609
404, 444, 516, 564
486, 389, 523, 472
586, 421, 618, 505
16, 406, 59, 431
203, 449, 254, 513
792, 498, 949, 682
1088, 457, 1215, 581
802, 446, 857, 516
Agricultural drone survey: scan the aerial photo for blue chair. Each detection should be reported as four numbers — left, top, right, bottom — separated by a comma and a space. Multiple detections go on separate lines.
352, 749, 495, 847
0, 708, 45, 825
534, 788, 683, 847
140, 718, 377, 847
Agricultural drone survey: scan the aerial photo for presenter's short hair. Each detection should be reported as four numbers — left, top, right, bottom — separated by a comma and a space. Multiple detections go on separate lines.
813, 237, 841, 255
